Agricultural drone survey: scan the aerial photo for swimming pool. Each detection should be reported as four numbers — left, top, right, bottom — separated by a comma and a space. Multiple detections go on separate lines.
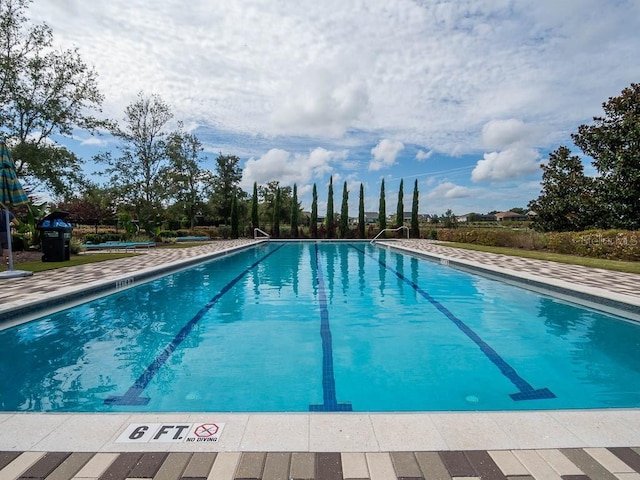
1, 241, 639, 412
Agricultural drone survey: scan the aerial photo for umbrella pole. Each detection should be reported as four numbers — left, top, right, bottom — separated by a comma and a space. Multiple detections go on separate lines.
5, 208, 14, 270
0, 207, 32, 278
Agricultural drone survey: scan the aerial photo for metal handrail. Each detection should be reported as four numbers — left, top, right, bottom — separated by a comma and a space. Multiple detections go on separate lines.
253, 228, 271, 240
369, 226, 409, 244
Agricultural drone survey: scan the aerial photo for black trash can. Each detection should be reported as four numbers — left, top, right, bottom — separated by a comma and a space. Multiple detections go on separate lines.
38, 211, 73, 262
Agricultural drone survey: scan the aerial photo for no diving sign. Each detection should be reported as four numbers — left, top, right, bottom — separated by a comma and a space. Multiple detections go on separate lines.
116, 422, 225, 443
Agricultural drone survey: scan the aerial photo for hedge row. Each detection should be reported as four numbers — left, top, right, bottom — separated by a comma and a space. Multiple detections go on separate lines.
435, 228, 640, 261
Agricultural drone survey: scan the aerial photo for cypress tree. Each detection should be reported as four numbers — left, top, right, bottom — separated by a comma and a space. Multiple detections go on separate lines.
396, 179, 404, 236
358, 183, 365, 238
251, 181, 259, 231
340, 181, 349, 238
326, 176, 334, 238
311, 183, 318, 238
273, 187, 280, 237
291, 183, 299, 238
411, 179, 420, 237
378, 179, 386, 232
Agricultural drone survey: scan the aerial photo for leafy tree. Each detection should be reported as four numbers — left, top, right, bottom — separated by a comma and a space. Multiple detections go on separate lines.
56, 183, 116, 232
251, 182, 259, 231
310, 183, 318, 238
411, 179, 419, 237
572, 83, 640, 229
395, 179, 404, 237
230, 195, 239, 238
165, 126, 209, 229
291, 183, 299, 238
208, 153, 244, 225
378, 179, 386, 231
442, 209, 457, 228
358, 183, 365, 238
99, 92, 173, 226
272, 187, 280, 237
258, 180, 292, 226
528, 146, 596, 232
0, 0, 107, 197
326, 176, 335, 238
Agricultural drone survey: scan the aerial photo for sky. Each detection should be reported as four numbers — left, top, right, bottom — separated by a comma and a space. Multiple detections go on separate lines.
28, 0, 640, 215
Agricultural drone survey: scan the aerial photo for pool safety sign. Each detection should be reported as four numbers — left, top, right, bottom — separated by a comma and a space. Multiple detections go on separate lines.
116, 422, 225, 443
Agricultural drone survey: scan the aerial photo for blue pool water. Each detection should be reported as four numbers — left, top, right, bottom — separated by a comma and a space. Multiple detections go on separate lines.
1, 242, 640, 412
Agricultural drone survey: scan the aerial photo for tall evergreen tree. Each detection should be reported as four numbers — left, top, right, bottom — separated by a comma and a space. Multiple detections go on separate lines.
291, 183, 299, 238
311, 183, 318, 238
326, 176, 335, 238
527, 146, 595, 232
378, 179, 387, 232
395, 179, 404, 237
272, 187, 280, 237
411, 179, 420, 237
340, 181, 349, 238
230, 195, 239, 238
358, 183, 365, 238
251, 181, 259, 231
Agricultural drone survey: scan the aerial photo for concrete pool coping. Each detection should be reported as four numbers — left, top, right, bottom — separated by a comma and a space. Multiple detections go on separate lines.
1, 239, 639, 478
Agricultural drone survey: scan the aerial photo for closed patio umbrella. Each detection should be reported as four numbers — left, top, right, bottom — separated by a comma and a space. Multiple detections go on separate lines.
0, 139, 33, 278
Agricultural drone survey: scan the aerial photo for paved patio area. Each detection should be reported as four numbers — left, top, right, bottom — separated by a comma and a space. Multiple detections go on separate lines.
1, 239, 639, 479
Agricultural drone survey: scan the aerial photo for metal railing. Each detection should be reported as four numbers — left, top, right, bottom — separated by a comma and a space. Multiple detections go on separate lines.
253, 228, 271, 240
369, 226, 409, 244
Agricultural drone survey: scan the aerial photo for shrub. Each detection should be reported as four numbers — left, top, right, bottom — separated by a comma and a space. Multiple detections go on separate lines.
435, 227, 640, 260
217, 225, 231, 239
83, 233, 126, 244
70, 238, 85, 254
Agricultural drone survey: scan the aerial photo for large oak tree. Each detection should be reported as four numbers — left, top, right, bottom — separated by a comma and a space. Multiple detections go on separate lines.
0, 0, 106, 198
572, 83, 640, 230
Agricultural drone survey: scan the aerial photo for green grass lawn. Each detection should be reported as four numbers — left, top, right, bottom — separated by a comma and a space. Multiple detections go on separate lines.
439, 242, 640, 274
0, 241, 208, 273
0, 253, 140, 273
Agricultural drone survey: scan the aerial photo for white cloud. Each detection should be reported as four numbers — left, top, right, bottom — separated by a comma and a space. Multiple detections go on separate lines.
472, 118, 543, 182
426, 181, 473, 200
471, 146, 541, 182
481, 119, 540, 150
369, 139, 404, 171
24, 0, 640, 210
28, 0, 640, 154
415, 149, 433, 161
241, 147, 347, 190
79, 136, 109, 147
273, 70, 369, 137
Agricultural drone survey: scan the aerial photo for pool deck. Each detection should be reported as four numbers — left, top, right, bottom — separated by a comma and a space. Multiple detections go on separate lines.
1, 239, 640, 479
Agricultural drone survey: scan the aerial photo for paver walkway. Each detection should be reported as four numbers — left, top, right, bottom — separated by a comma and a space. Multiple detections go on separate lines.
1, 239, 639, 480
388, 239, 640, 301
2, 448, 640, 479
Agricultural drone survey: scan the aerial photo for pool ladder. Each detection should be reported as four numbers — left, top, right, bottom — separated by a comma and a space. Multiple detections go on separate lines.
370, 226, 409, 244
253, 228, 271, 240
